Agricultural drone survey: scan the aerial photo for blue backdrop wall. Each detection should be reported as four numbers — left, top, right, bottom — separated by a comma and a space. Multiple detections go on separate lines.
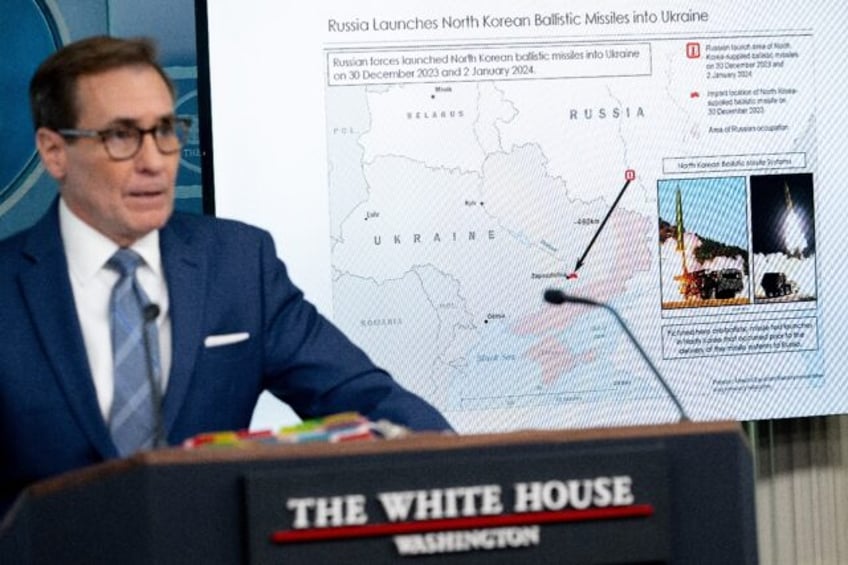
0, 0, 202, 240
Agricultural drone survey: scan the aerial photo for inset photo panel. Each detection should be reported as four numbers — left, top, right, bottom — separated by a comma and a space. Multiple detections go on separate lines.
750, 173, 816, 303
658, 176, 750, 309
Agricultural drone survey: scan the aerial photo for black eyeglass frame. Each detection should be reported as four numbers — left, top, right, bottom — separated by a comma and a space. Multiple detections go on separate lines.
56, 117, 193, 161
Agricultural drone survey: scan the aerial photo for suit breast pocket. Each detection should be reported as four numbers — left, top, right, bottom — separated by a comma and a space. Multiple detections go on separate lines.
200, 335, 254, 362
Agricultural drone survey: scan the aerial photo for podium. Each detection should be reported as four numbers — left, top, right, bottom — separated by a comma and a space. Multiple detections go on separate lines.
0, 421, 757, 564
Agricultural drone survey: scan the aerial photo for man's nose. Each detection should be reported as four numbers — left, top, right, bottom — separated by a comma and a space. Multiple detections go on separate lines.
134, 131, 167, 169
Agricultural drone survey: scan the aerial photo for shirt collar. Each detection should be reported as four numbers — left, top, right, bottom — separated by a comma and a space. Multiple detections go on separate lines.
59, 198, 162, 283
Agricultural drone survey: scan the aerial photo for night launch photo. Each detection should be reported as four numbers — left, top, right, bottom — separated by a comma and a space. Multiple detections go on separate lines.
750, 173, 817, 303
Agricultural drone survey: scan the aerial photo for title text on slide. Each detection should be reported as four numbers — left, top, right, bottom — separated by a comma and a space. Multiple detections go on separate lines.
327, 11, 709, 33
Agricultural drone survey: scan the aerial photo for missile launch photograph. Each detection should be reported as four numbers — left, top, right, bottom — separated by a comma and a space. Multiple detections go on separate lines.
749, 173, 817, 303
657, 176, 750, 309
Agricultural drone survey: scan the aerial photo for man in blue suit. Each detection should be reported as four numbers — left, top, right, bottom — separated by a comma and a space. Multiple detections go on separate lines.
0, 36, 451, 517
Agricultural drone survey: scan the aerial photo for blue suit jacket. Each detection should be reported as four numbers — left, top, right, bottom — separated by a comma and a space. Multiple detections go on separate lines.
0, 202, 451, 515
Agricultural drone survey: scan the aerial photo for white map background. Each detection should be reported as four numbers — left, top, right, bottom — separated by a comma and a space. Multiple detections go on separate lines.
204, 1, 848, 431
325, 44, 719, 431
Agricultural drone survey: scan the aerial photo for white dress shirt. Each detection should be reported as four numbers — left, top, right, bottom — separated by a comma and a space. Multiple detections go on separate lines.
59, 199, 172, 421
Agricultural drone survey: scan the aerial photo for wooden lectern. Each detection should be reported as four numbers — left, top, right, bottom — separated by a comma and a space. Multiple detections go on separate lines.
0, 421, 757, 564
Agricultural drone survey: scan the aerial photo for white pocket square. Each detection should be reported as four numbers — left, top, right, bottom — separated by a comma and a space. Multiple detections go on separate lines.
204, 332, 250, 348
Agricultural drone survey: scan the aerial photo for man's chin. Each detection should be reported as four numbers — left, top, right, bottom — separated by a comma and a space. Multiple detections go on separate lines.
115, 210, 173, 245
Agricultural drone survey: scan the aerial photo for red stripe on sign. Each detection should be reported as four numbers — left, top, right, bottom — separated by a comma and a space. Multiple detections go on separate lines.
270, 504, 654, 544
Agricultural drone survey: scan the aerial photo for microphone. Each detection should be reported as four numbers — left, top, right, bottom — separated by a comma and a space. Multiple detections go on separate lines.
141, 302, 167, 448
143, 303, 160, 323
543, 289, 690, 422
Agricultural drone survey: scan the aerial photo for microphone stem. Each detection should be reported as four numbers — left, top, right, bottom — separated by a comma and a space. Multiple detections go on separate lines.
546, 290, 690, 423
595, 302, 690, 422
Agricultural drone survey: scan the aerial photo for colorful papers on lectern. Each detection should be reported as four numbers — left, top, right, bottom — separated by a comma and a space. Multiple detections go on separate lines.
181, 412, 402, 449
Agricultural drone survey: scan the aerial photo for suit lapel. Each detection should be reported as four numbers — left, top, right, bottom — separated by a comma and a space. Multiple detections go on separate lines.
19, 203, 117, 458
159, 216, 208, 434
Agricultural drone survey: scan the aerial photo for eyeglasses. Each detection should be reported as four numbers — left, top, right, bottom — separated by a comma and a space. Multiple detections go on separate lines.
57, 117, 192, 161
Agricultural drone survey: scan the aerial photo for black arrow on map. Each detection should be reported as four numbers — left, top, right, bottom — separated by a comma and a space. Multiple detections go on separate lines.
573, 179, 631, 272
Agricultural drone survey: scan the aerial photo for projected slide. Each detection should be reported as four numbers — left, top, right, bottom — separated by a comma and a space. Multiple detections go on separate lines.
206, 1, 848, 430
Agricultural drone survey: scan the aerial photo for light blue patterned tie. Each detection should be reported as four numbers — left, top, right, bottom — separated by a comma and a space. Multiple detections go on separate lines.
107, 248, 160, 456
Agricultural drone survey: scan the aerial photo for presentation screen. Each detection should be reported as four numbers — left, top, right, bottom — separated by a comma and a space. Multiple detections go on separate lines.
200, 0, 848, 431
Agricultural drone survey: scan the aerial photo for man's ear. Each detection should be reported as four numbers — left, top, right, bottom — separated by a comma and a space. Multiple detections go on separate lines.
35, 127, 68, 180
